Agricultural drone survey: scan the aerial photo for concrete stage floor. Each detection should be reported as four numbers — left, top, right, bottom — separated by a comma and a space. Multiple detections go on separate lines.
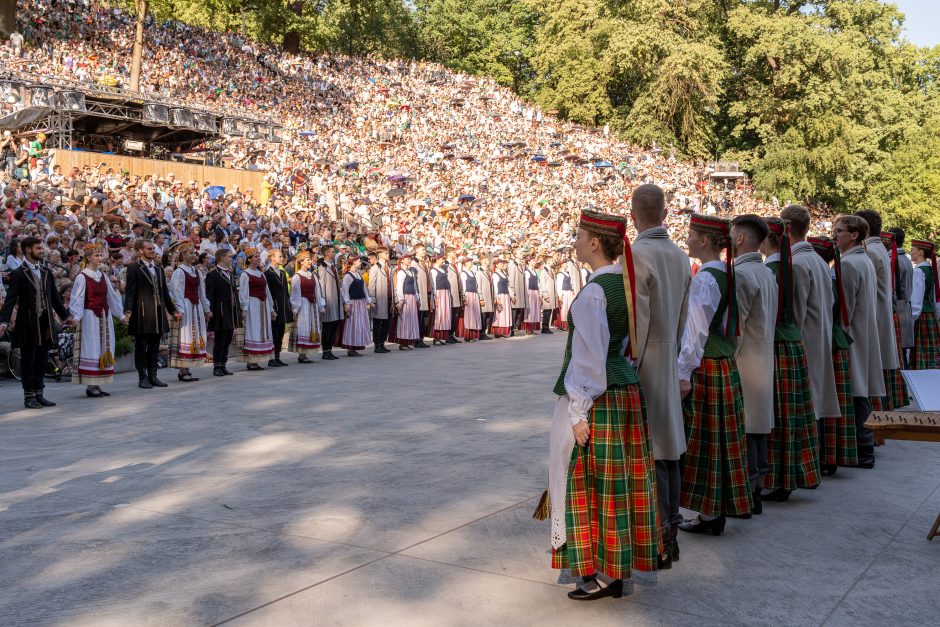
1, 334, 938, 626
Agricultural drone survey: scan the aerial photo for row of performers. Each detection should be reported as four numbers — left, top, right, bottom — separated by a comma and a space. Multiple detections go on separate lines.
53, 240, 595, 398
540, 194, 940, 602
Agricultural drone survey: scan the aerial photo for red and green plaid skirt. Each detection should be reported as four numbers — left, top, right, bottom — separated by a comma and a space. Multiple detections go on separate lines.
550, 384, 660, 579
910, 313, 940, 370
680, 356, 753, 518
821, 348, 858, 467
766, 340, 821, 491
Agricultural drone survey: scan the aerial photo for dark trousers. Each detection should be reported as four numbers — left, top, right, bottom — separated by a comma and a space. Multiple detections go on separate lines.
373, 317, 390, 346
213, 328, 234, 365
746, 433, 769, 492
450, 307, 459, 339
321, 320, 340, 354
853, 396, 875, 464
20, 342, 51, 396
134, 333, 161, 376
271, 321, 285, 358
512, 307, 524, 331
541, 309, 552, 329
481, 312, 492, 333
419, 310, 430, 339
655, 459, 682, 533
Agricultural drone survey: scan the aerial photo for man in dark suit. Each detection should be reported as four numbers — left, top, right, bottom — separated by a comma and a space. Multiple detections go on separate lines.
264, 248, 293, 367
0, 236, 75, 408
124, 239, 179, 389
205, 248, 242, 376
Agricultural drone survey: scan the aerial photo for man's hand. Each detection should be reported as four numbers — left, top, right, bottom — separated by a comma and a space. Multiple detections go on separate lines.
572, 420, 590, 447
271, 310, 277, 320
64, 317, 77, 328
122, 312, 131, 324
174, 311, 183, 322
206, 312, 213, 320
679, 379, 692, 399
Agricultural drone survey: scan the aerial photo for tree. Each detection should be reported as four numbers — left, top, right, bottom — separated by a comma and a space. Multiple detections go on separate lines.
129, 0, 149, 92
0, 0, 16, 39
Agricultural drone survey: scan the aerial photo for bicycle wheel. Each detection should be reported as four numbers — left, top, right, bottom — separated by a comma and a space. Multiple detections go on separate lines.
8, 348, 22, 381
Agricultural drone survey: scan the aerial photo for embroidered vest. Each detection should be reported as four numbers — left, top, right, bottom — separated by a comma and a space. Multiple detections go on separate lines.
183, 270, 200, 305
300, 273, 317, 302
247, 272, 267, 301
701, 267, 736, 358
348, 275, 366, 300
918, 265, 936, 314
84, 273, 109, 316
766, 260, 802, 343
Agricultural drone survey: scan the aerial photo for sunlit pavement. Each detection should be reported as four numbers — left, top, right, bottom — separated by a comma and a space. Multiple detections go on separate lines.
1, 335, 938, 626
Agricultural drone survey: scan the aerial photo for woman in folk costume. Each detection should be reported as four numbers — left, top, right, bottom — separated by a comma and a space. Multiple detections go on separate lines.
555, 254, 575, 331
238, 247, 276, 371
521, 258, 542, 334
458, 256, 483, 341
289, 250, 325, 364
539, 209, 658, 601
430, 254, 453, 345
339, 255, 372, 356
879, 231, 911, 406
490, 258, 514, 338
677, 214, 753, 535
168, 241, 210, 383
394, 253, 421, 350
69, 242, 124, 398
808, 236, 858, 472
909, 239, 940, 370
761, 219, 820, 501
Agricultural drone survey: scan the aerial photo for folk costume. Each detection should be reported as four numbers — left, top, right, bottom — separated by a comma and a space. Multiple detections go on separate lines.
205, 261, 242, 375
237, 256, 276, 365
446, 260, 462, 342
491, 265, 514, 337
476, 261, 495, 339
863, 234, 907, 410
910, 240, 940, 370
264, 261, 293, 365
522, 266, 542, 333
631, 225, 691, 564
413, 255, 432, 344
881, 232, 911, 404
395, 256, 421, 348
556, 265, 575, 331
339, 263, 372, 352
431, 262, 453, 343
763, 220, 820, 497
508, 258, 526, 333
459, 262, 483, 340
895, 242, 915, 361
545, 210, 658, 598
539, 261, 557, 334
317, 256, 344, 359
125, 255, 177, 388
289, 252, 325, 360
369, 258, 394, 352
677, 215, 753, 531
168, 253, 210, 379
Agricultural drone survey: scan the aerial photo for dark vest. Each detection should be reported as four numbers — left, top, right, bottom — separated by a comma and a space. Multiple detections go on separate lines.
496, 273, 509, 295
434, 269, 450, 291
919, 265, 936, 314
766, 260, 802, 342
403, 270, 417, 295
700, 267, 736, 358
183, 269, 200, 306
300, 273, 317, 302
463, 272, 478, 293
247, 272, 267, 301
84, 273, 109, 316
561, 273, 572, 291
349, 275, 366, 300
527, 272, 539, 290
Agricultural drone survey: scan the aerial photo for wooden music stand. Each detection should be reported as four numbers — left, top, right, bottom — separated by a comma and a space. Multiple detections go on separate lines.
866, 411, 940, 540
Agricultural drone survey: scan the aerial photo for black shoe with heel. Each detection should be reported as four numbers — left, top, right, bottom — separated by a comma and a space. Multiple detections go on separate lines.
679, 515, 726, 536
567, 578, 623, 601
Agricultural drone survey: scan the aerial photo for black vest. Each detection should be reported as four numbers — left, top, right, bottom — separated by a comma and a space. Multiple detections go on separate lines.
561, 272, 572, 291
497, 273, 509, 295
434, 269, 450, 290
463, 272, 478, 293
403, 270, 417, 295
349, 275, 366, 300
527, 272, 539, 290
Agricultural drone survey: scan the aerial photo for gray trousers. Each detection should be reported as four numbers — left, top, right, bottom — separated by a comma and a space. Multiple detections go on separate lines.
655, 459, 683, 532
746, 433, 769, 492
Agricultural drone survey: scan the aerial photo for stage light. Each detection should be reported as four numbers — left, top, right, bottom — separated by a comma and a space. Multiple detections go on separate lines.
58, 90, 86, 112
28, 85, 55, 107
142, 103, 170, 125
170, 107, 194, 129
221, 117, 243, 137
194, 112, 216, 133
0, 81, 23, 105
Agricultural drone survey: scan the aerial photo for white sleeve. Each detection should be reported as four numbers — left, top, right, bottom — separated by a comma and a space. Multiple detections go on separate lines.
678, 271, 721, 382
69, 273, 86, 320
364, 276, 372, 305
395, 270, 405, 301
290, 274, 303, 312
106, 276, 124, 317
430, 268, 439, 294
199, 274, 210, 313
169, 269, 185, 311
555, 273, 564, 296
341, 273, 352, 301
912, 266, 925, 319
563, 283, 609, 426
238, 271, 250, 310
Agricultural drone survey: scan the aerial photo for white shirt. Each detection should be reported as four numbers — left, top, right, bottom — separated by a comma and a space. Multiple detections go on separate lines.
678, 260, 725, 382
911, 261, 938, 319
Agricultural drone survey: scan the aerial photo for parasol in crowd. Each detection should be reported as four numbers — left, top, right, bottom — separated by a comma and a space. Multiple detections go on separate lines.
458, 195, 476, 203
205, 185, 225, 199
387, 188, 407, 198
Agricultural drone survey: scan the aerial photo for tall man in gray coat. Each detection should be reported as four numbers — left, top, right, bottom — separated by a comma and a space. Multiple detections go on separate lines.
508, 253, 526, 335
538, 256, 557, 334
369, 249, 393, 353
317, 243, 344, 360
888, 226, 914, 367
631, 184, 690, 567
730, 215, 778, 514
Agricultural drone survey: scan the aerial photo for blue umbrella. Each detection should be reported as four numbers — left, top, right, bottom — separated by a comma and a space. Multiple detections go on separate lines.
298, 130, 317, 136
594, 160, 613, 168
205, 186, 225, 199
458, 195, 476, 203
531, 155, 547, 162
344, 161, 360, 170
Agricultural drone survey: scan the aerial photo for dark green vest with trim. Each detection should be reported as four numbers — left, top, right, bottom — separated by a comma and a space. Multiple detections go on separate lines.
830, 277, 853, 350
918, 265, 936, 314
766, 260, 802, 342
553, 272, 639, 395
701, 267, 736, 358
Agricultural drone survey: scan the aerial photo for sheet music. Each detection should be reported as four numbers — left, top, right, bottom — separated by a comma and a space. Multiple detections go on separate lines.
900, 370, 940, 411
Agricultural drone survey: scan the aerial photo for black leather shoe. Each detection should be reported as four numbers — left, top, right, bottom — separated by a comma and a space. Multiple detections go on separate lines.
857, 460, 875, 469
213, 367, 226, 377
247, 363, 264, 370
177, 372, 199, 382
763, 489, 792, 503
567, 578, 623, 601
149, 375, 168, 388
34, 395, 56, 407
268, 359, 282, 368
479, 333, 491, 340
752, 490, 762, 515
139, 377, 153, 389
276, 359, 289, 367
97, 388, 110, 396
415, 341, 430, 348
24, 397, 42, 409
821, 463, 838, 476
657, 548, 672, 570
298, 356, 313, 363
542, 329, 554, 334
222, 366, 234, 375
433, 339, 445, 346
86, 388, 104, 398
679, 515, 726, 536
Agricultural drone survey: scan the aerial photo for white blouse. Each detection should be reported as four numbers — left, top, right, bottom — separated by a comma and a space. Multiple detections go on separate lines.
678, 260, 724, 382
911, 262, 939, 319
68, 269, 123, 320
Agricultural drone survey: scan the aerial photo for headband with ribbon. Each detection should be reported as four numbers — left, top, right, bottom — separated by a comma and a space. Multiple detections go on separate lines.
809, 235, 849, 327
766, 218, 792, 324
880, 231, 899, 298
912, 240, 940, 301
690, 213, 738, 337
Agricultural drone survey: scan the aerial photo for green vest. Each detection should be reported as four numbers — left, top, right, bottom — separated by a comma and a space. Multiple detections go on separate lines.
766, 260, 802, 342
701, 267, 736, 358
918, 265, 936, 314
553, 272, 639, 395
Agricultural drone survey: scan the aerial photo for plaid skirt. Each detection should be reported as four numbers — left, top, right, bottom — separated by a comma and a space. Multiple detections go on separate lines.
821, 348, 858, 467
885, 368, 909, 409
910, 314, 940, 370
680, 356, 753, 518
766, 340, 821, 491
550, 385, 660, 579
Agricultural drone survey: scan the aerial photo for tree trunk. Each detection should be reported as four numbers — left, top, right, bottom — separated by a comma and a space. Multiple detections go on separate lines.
282, 1, 303, 52
0, 0, 16, 39
129, 0, 149, 93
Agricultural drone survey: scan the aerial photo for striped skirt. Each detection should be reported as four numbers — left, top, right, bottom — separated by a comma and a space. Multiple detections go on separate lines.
339, 299, 371, 349
765, 340, 821, 491
558, 291, 574, 330
432, 290, 452, 340
395, 294, 420, 344
72, 315, 115, 385
550, 385, 660, 579
459, 292, 482, 339
681, 356, 753, 518
821, 347, 858, 467
491, 293, 513, 336
910, 313, 940, 370
522, 289, 542, 332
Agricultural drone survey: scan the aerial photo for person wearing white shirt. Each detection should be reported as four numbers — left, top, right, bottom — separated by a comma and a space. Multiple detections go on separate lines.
288, 250, 326, 363
393, 254, 421, 349
168, 242, 210, 382
909, 239, 940, 369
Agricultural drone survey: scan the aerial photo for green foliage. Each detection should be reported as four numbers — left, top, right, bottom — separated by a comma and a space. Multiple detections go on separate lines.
113, 319, 135, 358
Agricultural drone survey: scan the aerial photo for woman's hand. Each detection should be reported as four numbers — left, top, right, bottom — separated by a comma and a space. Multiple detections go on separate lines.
572, 420, 590, 447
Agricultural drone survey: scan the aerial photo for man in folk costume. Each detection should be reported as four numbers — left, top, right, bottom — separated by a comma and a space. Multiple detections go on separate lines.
430, 254, 453, 345
783, 205, 843, 477
317, 243, 344, 360
289, 250, 325, 363
238, 247, 276, 371
678, 214, 753, 535
880, 231, 910, 374
889, 227, 914, 367
909, 239, 940, 370
520, 257, 543, 334
124, 239, 179, 389
538, 255, 557, 334
630, 184, 690, 568
490, 258, 514, 337
543, 209, 658, 601
68, 242, 124, 398
556, 248, 576, 331
475, 256, 494, 340
264, 249, 293, 368
413, 246, 432, 348
508, 252, 526, 335
168, 241, 210, 383
446, 250, 463, 343
458, 256, 483, 341
565, 250, 583, 296
729, 215, 777, 515
761, 218, 821, 501
808, 236, 859, 470
834, 215, 883, 469
855, 210, 907, 410
339, 255, 372, 356
205, 248, 241, 377
368, 248, 394, 353
394, 253, 421, 350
